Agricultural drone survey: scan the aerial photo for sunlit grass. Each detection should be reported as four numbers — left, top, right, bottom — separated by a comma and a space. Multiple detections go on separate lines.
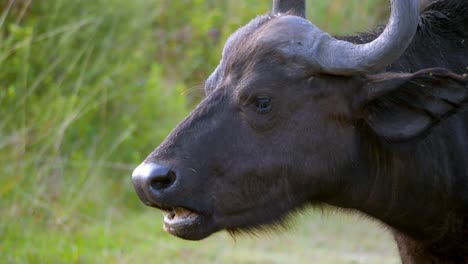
2, 205, 399, 263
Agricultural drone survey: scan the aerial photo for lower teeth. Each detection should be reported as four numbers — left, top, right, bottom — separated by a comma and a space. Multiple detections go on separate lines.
164, 207, 199, 225
168, 212, 176, 220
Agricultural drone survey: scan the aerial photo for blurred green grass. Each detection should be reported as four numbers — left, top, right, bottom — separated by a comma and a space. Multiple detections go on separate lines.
0, 0, 398, 263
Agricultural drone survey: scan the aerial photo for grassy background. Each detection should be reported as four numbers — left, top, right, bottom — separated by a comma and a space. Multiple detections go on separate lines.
0, 0, 399, 263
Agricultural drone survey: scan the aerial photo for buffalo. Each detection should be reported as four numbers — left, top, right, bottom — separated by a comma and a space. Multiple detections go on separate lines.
132, 0, 468, 263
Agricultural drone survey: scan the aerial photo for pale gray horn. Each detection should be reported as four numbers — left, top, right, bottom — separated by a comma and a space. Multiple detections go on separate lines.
273, 0, 306, 18
309, 0, 419, 75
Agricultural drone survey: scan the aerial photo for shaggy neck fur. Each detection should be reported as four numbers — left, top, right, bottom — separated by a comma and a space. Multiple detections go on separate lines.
332, 1, 468, 262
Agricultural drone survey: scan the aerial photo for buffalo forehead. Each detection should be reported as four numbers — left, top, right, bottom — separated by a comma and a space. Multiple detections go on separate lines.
256, 16, 326, 60
222, 14, 274, 58
258, 16, 316, 46
223, 15, 318, 61
222, 15, 320, 80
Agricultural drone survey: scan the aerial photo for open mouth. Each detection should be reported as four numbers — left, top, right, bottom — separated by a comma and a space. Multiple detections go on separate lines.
157, 206, 216, 240
163, 207, 201, 233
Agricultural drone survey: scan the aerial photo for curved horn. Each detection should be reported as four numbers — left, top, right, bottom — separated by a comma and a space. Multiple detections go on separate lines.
273, 0, 306, 18
310, 0, 419, 75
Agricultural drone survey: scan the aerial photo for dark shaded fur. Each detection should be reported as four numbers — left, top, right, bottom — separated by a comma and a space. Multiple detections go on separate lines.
216, 1, 468, 262
136, 1, 468, 263
338, 1, 468, 262
342, 0, 468, 74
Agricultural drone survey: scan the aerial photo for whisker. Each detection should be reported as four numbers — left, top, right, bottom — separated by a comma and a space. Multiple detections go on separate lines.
181, 83, 205, 96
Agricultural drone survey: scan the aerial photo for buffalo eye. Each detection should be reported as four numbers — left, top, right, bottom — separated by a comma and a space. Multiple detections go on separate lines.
254, 96, 272, 114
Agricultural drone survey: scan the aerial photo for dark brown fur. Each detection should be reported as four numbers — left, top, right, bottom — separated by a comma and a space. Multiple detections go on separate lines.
136, 1, 468, 263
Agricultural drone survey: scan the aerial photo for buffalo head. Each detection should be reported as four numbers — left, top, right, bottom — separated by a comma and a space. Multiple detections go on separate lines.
132, 0, 468, 240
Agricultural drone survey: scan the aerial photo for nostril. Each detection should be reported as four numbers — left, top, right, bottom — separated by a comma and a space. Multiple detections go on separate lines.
132, 163, 178, 195
150, 169, 176, 190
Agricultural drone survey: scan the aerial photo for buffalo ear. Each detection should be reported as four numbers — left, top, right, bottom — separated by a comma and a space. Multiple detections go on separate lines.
357, 68, 468, 143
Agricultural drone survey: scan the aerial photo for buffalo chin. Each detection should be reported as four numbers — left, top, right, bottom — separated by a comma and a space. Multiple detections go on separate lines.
162, 209, 217, 240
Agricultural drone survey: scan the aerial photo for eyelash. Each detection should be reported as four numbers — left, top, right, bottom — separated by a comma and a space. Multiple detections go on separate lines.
254, 96, 272, 114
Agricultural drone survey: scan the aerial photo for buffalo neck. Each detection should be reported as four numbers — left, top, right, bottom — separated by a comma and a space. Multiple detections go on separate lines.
326, 113, 468, 242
